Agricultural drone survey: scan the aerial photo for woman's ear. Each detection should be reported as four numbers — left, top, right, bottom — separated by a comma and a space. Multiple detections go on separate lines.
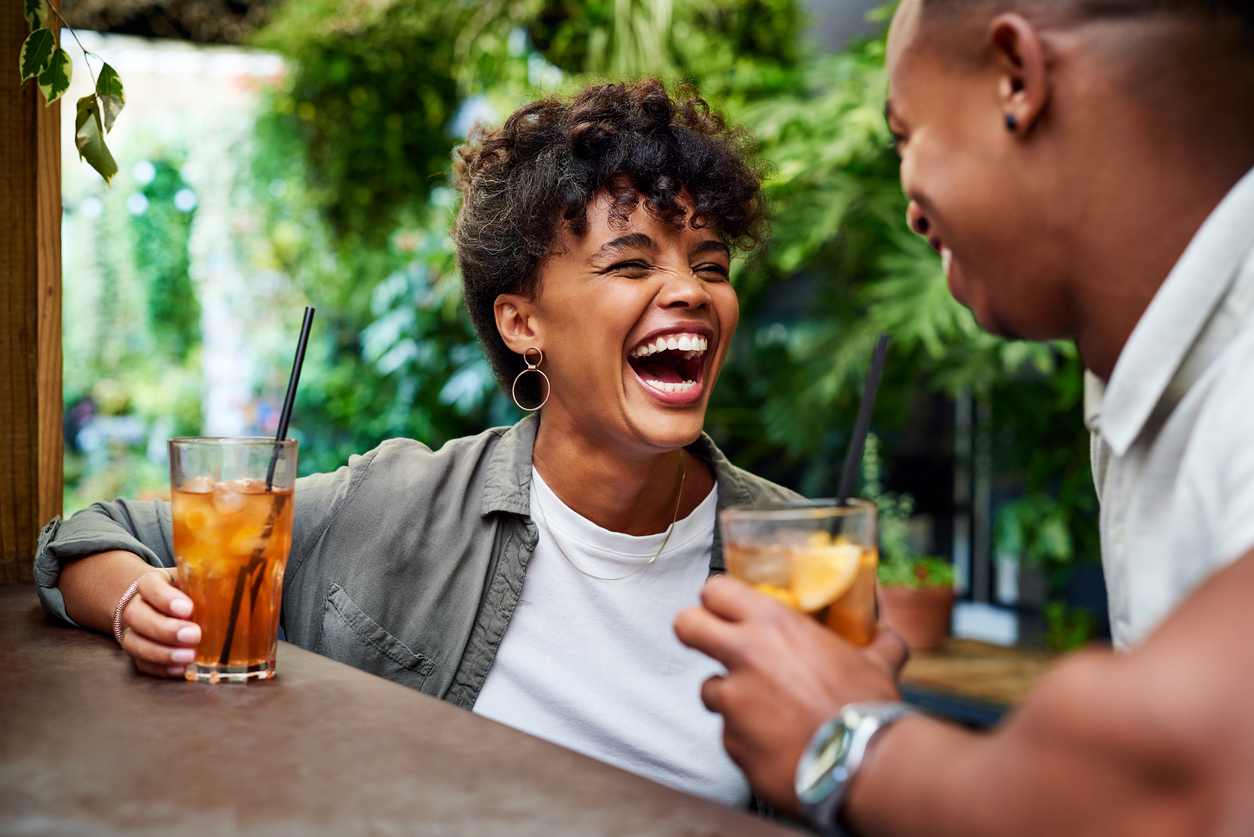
494, 293, 542, 355
989, 13, 1050, 135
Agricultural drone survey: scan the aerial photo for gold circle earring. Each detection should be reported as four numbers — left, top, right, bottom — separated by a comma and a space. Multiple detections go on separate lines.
511, 347, 551, 411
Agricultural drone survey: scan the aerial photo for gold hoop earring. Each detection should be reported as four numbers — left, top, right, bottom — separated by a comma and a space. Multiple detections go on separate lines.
511, 347, 550, 412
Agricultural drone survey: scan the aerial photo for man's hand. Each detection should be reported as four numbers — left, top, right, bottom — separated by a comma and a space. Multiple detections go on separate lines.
674, 575, 907, 814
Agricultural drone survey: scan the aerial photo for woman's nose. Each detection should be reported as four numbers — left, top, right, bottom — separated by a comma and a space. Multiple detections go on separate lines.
906, 201, 930, 237
660, 270, 712, 309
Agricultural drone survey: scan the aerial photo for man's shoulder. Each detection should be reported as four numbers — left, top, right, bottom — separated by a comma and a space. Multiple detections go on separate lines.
1194, 316, 1254, 429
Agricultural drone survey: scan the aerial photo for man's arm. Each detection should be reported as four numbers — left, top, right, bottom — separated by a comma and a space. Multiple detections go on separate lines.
675, 552, 1254, 836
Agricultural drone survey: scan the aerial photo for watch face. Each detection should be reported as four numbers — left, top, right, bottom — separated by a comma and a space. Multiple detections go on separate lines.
796, 720, 854, 804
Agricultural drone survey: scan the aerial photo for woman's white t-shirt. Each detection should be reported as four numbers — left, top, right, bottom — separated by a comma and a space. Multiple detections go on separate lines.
472, 467, 750, 807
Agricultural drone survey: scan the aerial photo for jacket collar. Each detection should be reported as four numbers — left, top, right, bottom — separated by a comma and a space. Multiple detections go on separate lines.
480, 414, 540, 518
1097, 166, 1254, 457
479, 412, 758, 517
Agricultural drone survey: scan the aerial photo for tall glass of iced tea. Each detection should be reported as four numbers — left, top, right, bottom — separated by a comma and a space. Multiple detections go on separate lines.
169, 438, 297, 682
721, 500, 878, 646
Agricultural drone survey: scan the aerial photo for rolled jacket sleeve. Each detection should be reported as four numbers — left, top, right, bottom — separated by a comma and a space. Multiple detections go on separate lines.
34, 498, 176, 627
34, 461, 359, 630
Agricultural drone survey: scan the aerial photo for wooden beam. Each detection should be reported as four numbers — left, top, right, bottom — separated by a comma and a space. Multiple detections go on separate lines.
1, 2, 62, 584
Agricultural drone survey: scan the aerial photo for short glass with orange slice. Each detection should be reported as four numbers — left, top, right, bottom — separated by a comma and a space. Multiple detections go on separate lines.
721, 500, 878, 646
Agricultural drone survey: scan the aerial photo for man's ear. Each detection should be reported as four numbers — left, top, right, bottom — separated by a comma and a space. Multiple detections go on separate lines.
989, 13, 1050, 134
494, 293, 542, 355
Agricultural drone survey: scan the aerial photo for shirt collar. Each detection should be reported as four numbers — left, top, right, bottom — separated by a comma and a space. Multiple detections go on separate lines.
1098, 166, 1254, 457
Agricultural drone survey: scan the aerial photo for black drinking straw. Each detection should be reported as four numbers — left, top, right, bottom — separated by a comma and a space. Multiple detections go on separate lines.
266, 306, 316, 488
835, 332, 890, 506
219, 306, 315, 666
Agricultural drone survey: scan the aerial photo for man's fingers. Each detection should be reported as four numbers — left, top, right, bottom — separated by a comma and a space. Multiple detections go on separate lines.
700, 573, 783, 621
123, 595, 200, 648
866, 623, 910, 676
700, 674, 727, 714
674, 604, 741, 665
136, 568, 193, 618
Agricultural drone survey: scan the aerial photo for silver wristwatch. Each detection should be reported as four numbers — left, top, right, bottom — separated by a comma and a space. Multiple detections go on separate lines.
795, 701, 916, 834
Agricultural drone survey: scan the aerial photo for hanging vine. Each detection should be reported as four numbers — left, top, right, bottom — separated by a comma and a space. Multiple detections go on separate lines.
18, 0, 125, 184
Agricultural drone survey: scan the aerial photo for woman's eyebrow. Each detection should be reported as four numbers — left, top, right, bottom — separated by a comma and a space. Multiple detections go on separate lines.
591, 233, 657, 262
693, 240, 730, 258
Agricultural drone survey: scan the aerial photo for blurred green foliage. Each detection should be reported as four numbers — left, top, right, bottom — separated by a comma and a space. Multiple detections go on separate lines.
1044, 600, 1098, 652
252, 1, 466, 243
64, 151, 203, 513
243, 0, 1101, 636
132, 159, 199, 360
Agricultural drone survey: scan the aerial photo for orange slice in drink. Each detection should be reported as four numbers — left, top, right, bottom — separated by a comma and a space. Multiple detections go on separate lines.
792, 543, 863, 612
753, 582, 801, 610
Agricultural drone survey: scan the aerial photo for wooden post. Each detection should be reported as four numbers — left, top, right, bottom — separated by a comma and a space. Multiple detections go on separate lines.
0, 2, 62, 584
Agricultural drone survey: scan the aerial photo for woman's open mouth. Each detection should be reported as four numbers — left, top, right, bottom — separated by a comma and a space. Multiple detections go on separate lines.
626, 331, 709, 405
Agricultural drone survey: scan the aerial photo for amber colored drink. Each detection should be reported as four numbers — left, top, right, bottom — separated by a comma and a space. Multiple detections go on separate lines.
169, 437, 297, 683
721, 500, 878, 647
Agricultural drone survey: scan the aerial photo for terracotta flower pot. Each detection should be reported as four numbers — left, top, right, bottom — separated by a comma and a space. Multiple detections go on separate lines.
878, 585, 956, 651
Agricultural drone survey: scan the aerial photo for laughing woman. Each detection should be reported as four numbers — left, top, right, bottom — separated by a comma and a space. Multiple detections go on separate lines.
34, 79, 796, 806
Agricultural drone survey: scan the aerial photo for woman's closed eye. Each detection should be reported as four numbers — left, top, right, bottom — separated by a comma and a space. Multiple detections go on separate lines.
605, 259, 653, 278
694, 262, 729, 280
603, 259, 728, 281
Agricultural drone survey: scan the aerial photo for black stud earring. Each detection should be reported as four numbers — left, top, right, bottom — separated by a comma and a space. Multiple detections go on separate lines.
1005, 113, 1018, 132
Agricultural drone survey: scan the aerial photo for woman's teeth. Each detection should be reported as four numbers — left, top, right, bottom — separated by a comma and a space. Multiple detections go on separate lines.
644, 380, 697, 393
941, 247, 953, 277
628, 334, 709, 359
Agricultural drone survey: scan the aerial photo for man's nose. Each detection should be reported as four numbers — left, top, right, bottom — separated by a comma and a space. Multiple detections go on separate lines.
906, 201, 930, 237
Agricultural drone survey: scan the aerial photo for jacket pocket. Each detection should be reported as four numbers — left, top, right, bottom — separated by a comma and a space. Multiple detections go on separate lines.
315, 583, 435, 692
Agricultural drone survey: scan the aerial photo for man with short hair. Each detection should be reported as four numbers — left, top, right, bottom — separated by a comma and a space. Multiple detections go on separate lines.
675, 0, 1254, 833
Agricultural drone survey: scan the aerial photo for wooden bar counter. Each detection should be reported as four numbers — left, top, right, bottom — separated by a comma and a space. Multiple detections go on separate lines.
900, 638, 1060, 727
0, 586, 796, 836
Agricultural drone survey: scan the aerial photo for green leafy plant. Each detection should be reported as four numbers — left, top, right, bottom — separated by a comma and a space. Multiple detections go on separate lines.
878, 555, 955, 590
1043, 601, 1097, 652
19, 0, 125, 184
860, 432, 956, 589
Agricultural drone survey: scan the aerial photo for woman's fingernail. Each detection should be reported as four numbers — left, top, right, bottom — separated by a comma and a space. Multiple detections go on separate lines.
176, 625, 200, 645
169, 598, 193, 618
171, 648, 195, 664
167, 665, 187, 677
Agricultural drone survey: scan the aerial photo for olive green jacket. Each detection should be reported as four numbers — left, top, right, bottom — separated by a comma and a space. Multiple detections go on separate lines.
34, 415, 799, 709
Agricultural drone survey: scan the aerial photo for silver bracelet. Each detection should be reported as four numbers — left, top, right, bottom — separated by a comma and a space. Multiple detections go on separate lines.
112, 576, 146, 644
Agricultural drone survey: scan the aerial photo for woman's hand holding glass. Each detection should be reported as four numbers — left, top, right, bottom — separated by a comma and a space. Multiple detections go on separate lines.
118, 567, 201, 678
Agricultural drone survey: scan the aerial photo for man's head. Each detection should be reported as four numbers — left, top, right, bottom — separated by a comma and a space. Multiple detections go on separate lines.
886, 0, 1254, 369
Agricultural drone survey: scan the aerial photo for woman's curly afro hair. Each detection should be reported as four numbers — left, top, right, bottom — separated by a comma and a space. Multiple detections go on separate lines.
452, 78, 769, 405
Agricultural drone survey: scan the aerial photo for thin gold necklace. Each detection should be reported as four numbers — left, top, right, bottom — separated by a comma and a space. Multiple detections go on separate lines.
533, 453, 687, 582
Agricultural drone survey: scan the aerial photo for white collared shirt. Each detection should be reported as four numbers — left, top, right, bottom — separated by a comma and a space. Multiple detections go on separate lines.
1086, 166, 1254, 650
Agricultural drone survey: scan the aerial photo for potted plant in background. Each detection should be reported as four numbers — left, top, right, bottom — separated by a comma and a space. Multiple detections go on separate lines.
877, 554, 956, 651
861, 435, 958, 651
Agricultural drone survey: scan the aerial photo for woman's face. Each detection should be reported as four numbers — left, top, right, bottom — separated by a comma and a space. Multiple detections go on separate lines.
496, 192, 739, 456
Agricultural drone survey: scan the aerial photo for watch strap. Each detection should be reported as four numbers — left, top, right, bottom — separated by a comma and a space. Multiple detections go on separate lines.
796, 701, 916, 834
